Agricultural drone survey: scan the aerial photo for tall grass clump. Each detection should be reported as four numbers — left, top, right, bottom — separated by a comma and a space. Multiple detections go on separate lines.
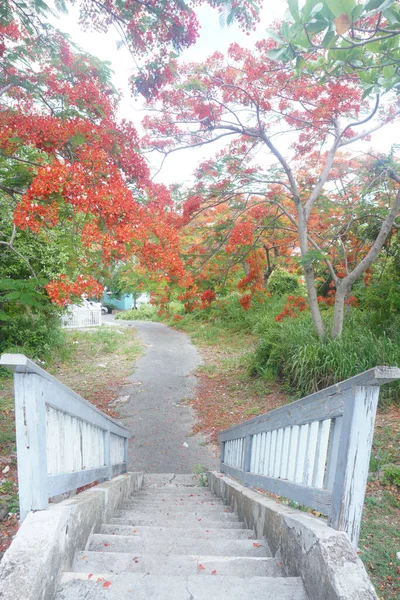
249, 310, 400, 405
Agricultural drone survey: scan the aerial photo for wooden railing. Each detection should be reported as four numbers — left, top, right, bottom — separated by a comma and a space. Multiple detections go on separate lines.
0, 354, 130, 521
218, 367, 400, 547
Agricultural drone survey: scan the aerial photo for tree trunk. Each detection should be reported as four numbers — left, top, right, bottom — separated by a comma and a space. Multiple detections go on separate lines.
297, 205, 326, 340
331, 281, 350, 339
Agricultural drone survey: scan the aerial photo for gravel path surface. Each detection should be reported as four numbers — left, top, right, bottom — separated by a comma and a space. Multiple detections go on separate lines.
107, 317, 219, 473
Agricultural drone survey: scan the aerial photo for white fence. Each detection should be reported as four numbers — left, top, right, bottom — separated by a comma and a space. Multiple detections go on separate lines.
0, 353, 130, 521
219, 367, 400, 548
61, 305, 101, 328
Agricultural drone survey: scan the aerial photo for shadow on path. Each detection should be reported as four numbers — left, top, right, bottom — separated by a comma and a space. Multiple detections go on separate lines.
114, 320, 219, 473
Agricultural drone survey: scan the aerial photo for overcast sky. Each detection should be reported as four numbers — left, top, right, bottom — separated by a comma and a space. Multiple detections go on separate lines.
51, 2, 397, 187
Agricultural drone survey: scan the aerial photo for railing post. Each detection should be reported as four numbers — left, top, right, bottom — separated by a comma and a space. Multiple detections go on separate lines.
14, 373, 48, 521
328, 386, 379, 548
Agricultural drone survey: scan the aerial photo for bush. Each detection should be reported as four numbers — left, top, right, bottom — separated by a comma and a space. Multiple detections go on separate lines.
0, 311, 66, 364
248, 310, 400, 405
115, 304, 159, 321
266, 270, 301, 296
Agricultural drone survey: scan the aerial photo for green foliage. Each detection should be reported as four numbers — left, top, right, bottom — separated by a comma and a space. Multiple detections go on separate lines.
115, 304, 159, 321
266, 270, 301, 296
0, 311, 66, 362
248, 310, 400, 405
192, 464, 208, 487
382, 464, 400, 487
277, 0, 400, 94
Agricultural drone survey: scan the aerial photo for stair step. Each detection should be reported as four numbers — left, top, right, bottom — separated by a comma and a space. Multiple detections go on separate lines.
119, 502, 232, 514
100, 524, 255, 540
56, 574, 307, 599
110, 517, 245, 529
116, 510, 239, 522
126, 496, 222, 505
74, 552, 284, 577
132, 490, 215, 499
142, 474, 201, 488
89, 534, 271, 557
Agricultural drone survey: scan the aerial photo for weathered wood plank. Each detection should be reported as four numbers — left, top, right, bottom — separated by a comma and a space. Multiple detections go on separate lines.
287, 425, 299, 482
313, 419, 331, 488
221, 463, 332, 514
14, 374, 48, 521
304, 421, 319, 486
328, 386, 380, 547
324, 417, 343, 491
47, 466, 109, 497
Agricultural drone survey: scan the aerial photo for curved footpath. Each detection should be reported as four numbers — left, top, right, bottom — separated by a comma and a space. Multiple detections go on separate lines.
107, 318, 219, 473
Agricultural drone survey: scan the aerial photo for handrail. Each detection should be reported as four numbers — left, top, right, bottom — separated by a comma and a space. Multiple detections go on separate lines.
218, 366, 400, 548
0, 353, 130, 521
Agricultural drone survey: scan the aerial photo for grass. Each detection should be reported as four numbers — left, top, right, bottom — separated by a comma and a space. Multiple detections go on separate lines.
0, 324, 142, 555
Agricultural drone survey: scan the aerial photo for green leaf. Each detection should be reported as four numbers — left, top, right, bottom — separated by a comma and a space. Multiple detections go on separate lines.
306, 20, 329, 34
322, 30, 337, 48
326, 0, 356, 17
2, 291, 20, 301
70, 133, 86, 147
265, 28, 284, 44
267, 47, 288, 61
364, 0, 395, 12
296, 55, 306, 69
0, 311, 10, 322
288, 0, 300, 21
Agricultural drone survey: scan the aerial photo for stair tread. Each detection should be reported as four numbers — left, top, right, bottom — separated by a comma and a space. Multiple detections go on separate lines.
89, 534, 271, 557
100, 524, 255, 539
74, 551, 284, 577
110, 517, 246, 529
116, 510, 239, 521
56, 574, 307, 600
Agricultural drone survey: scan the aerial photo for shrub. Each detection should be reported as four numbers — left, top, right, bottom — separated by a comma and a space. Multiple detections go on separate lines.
266, 270, 301, 296
0, 311, 66, 364
248, 310, 400, 405
115, 304, 159, 321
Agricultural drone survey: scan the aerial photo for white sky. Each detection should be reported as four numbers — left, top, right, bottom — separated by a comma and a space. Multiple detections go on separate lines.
51, 2, 397, 187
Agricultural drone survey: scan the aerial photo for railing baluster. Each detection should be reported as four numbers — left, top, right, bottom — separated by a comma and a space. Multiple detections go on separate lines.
313, 419, 331, 488
304, 421, 319, 486
286, 425, 298, 481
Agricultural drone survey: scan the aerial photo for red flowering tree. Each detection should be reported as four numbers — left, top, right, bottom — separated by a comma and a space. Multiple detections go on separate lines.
0, 7, 187, 307
143, 35, 400, 338
5, 0, 261, 98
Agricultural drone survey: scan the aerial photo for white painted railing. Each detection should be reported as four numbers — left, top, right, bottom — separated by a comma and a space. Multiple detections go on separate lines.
0, 354, 130, 521
219, 367, 400, 547
61, 306, 101, 328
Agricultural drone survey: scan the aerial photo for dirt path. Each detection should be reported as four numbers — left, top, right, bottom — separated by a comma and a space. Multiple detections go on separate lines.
114, 320, 219, 473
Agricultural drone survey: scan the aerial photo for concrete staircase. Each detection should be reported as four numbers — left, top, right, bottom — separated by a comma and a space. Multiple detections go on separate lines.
55, 474, 308, 599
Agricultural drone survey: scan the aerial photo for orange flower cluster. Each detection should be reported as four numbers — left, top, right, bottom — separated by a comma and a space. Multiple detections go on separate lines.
45, 275, 104, 307
275, 296, 307, 322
